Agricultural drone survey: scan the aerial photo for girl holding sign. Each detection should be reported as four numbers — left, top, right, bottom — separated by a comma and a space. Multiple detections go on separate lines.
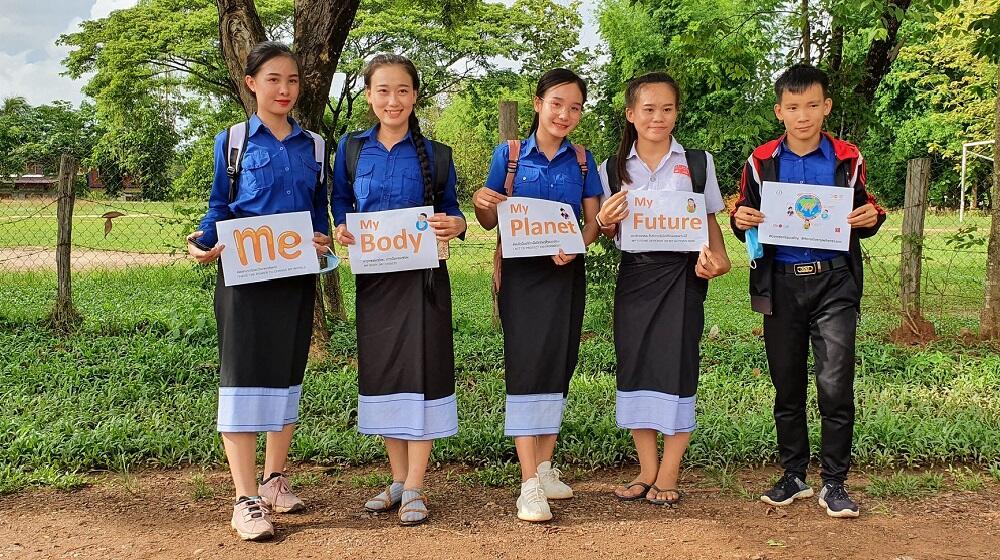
596, 72, 730, 506
185, 42, 332, 541
331, 54, 466, 526
472, 68, 603, 522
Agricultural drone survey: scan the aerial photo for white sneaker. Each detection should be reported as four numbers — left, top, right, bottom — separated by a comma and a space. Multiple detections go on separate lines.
537, 461, 573, 499
516, 477, 552, 522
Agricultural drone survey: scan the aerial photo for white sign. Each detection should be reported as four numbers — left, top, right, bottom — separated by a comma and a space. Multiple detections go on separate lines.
620, 191, 709, 252
217, 211, 319, 286
346, 206, 440, 274
759, 181, 852, 250
496, 197, 586, 258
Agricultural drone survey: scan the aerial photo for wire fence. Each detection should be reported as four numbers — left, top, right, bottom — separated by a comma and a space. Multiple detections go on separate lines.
0, 155, 991, 327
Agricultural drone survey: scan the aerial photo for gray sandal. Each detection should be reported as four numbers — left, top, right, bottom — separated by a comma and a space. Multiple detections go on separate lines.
364, 484, 402, 512
398, 490, 429, 526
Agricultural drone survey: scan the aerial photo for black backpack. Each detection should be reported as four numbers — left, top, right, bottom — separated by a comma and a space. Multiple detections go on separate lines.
342, 132, 452, 208
605, 149, 708, 195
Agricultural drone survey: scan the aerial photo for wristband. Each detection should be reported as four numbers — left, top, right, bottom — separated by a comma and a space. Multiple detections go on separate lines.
595, 213, 607, 229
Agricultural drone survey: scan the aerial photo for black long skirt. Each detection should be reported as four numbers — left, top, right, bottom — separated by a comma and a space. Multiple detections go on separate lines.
498, 255, 585, 436
214, 270, 315, 433
355, 264, 457, 441
614, 251, 707, 435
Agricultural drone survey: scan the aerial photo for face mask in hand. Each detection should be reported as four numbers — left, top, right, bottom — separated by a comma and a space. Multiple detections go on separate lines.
745, 226, 763, 269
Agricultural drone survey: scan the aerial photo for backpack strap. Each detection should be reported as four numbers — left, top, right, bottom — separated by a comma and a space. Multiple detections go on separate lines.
493, 139, 522, 298
344, 131, 366, 188
225, 121, 249, 204
501, 139, 521, 196
303, 129, 326, 184
686, 149, 708, 195
606, 154, 621, 195
572, 144, 588, 180
429, 139, 452, 208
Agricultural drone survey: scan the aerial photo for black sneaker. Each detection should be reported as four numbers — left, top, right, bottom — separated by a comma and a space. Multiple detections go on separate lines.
817, 482, 860, 518
760, 473, 814, 506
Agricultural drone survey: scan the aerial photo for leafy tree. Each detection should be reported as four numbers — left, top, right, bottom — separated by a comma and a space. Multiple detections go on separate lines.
0, 98, 99, 182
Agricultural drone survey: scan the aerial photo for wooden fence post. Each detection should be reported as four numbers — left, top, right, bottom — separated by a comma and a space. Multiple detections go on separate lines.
51, 154, 80, 330
499, 100, 518, 141
492, 101, 518, 327
892, 157, 934, 342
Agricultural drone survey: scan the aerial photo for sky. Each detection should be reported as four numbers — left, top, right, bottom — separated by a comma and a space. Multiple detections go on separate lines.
0, 0, 602, 107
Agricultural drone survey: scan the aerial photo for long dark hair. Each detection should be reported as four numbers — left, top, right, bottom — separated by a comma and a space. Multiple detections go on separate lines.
529, 68, 588, 135
615, 72, 681, 186
362, 54, 437, 207
244, 41, 299, 79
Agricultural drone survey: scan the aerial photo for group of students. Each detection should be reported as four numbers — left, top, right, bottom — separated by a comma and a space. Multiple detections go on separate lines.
186, 41, 884, 542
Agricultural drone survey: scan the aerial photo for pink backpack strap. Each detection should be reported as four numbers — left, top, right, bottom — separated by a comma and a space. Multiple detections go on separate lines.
501, 139, 521, 196
493, 139, 522, 297
572, 144, 588, 178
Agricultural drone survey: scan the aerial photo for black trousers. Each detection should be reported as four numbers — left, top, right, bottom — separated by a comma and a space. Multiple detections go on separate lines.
762, 267, 859, 484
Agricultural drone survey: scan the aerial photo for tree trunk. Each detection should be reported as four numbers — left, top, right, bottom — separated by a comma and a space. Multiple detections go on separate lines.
215, 0, 363, 352
801, 0, 811, 63
216, 0, 267, 115
292, 0, 360, 135
980, 67, 1000, 339
853, 0, 912, 105
829, 22, 844, 76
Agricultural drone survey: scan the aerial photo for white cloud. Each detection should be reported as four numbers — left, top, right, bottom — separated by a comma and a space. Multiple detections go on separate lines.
0, 16, 87, 105
0, 1, 138, 105
89, 0, 137, 19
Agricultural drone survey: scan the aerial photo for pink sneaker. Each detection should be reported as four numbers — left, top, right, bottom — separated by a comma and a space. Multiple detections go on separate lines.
258, 474, 305, 513
231, 497, 274, 541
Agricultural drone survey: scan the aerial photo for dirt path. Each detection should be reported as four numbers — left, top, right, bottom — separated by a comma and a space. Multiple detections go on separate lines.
0, 248, 182, 271
1, 466, 998, 560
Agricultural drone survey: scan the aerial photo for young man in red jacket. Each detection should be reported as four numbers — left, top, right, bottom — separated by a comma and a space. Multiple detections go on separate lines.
731, 64, 885, 518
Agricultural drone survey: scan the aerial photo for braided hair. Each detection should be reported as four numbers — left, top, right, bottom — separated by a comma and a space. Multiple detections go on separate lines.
363, 54, 437, 208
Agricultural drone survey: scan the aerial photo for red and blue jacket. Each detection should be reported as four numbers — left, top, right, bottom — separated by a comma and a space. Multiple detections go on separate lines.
730, 132, 886, 315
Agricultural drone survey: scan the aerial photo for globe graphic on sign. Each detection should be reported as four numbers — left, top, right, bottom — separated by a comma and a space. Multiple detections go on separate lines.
794, 194, 823, 222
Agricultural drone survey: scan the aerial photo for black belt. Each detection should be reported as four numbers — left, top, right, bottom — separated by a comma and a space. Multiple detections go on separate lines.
778, 255, 849, 276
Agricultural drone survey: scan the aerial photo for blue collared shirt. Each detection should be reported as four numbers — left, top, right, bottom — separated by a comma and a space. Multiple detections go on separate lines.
331, 126, 463, 226
196, 114, 330, 248
484, 134, 604, 220
773, 135, 847, 264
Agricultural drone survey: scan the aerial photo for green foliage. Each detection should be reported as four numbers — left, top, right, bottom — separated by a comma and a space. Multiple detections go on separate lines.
432, 0, 594, 198
596, 0, 784, 194
1, 246, 998, 492
865, 471, 944, 498
864, 0, 998, 207
0, 98, 99, 179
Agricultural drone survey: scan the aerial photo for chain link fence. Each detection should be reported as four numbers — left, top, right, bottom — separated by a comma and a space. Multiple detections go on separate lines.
0, 153, 992, 330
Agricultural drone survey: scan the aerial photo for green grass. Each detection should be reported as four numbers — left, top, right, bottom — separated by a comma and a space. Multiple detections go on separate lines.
190, 473, 214, 500
0, 198, 197, 253
349, 472, 394, 489
0, 209, 998, 493
865, 471, 944, 499
949, 466, 987, 492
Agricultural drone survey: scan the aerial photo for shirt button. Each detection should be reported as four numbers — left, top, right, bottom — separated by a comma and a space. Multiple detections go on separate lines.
286, 190, 291, 195
279, 147, 284, 151
285, 167, 289, 171
650, 175, 657, 182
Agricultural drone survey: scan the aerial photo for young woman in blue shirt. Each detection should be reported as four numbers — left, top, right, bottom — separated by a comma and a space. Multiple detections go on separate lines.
186, 42, 332, 542
473, 68, 603, 522
331, 54, 466, 526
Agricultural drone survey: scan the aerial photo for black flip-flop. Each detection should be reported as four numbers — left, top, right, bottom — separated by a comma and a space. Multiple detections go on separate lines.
614, 481, 653, 501
646, 485, 682, 506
